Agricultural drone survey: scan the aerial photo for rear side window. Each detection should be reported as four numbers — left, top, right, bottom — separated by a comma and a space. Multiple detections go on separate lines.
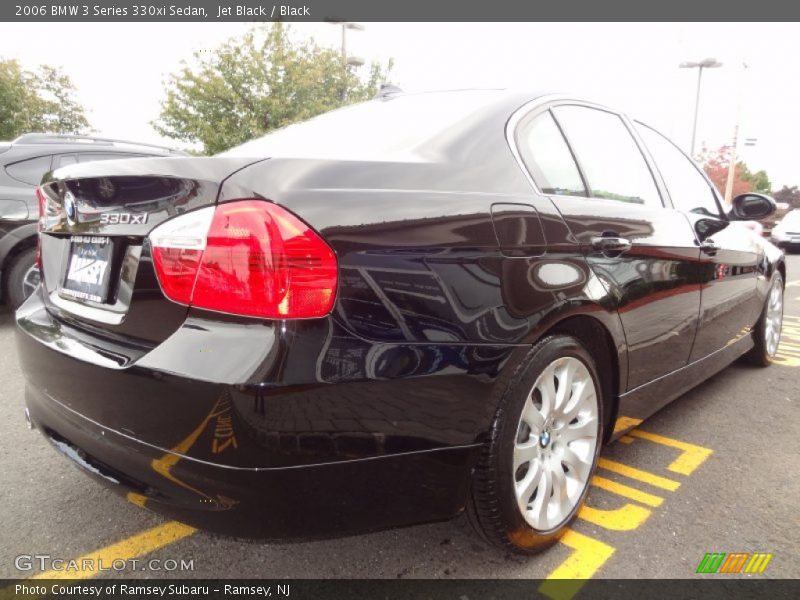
53, 154, 78, 169
553, 106, 661, 207
636, 124, 722, 218
516, 111, 586, 197
4, 155, 52, 186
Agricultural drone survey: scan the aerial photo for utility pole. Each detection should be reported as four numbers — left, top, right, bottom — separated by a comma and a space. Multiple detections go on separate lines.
723, 62, 749, 204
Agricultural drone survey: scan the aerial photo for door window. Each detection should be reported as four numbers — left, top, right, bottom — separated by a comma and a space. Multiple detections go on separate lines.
516, 111, 586, 197
636, 123, 722, 218
4, 155, 52, 186
553, 105, 662, 207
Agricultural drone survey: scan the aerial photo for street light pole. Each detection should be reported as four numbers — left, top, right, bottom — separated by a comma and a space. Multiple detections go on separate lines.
679, 58, 723, 158
328, 21, 365, 101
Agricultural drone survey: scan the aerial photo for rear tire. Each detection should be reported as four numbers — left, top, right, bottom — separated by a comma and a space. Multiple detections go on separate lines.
4, 247, 39, 309
467, 334, 604, 554
745, 272, 784, 367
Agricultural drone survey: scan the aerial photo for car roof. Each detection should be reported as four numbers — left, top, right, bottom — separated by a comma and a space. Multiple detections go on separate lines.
223, 88, 552, 161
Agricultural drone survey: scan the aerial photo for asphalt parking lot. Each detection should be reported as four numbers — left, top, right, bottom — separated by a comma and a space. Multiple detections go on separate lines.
1, 254, 798, 591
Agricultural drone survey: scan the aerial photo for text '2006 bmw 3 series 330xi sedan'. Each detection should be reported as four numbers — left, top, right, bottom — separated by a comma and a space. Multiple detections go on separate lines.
15, 90, 785, 554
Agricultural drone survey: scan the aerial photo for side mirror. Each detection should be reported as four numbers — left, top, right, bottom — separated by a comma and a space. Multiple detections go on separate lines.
730, 193, 776, 221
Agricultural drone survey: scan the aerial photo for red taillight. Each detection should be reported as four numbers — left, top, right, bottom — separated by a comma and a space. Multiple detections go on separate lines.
35, 187, 46, 268
150, 200, 338, 319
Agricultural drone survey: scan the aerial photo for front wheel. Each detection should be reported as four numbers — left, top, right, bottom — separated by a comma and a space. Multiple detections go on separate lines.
745, 272, 784, 367
467, 334, 604, 554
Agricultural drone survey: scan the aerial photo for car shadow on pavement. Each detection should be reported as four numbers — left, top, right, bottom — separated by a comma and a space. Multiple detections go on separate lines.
0, 306, 14, 328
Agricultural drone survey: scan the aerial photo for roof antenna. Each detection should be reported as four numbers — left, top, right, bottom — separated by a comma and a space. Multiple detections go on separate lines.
375, 83, 403, 99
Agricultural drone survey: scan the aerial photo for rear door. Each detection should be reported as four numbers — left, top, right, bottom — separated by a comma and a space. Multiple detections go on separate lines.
518, 103, 702, 390
636, 123, 762, 359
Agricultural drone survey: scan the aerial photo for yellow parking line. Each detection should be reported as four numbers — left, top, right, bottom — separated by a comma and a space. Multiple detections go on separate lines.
612, 416, 643, 435
539, 529, 615, 600
578, 504, 651, 531
597, 458, 680, 491
126, 492, 148, 508
627, 430, 713, 476
29, 522, 196, 580
591, 475, 664, 507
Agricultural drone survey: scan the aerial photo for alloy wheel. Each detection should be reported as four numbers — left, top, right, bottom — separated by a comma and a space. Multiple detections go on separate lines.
512, 356, 599, 531
765, 280, 783, 357
21, 264, 41, 300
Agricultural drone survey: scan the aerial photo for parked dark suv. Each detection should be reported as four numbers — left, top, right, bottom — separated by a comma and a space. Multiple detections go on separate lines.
16, 91, 785, 554
1, 133, 184, 308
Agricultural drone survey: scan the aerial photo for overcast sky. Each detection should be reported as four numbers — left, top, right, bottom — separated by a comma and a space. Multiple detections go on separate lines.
0, 22, 797, 187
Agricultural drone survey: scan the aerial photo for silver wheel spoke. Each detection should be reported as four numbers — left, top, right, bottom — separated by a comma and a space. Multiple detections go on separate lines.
515, 460, 543, 515
531, 466, 553, 525
537, 363, 557, 417
561, 445, 592, 482
561, 416, 597, 444
554, 359, 577, 412
513, 440, 538, 470
561, 379, 592, 422
550, 463, 572, 515
520, 399, 545, 432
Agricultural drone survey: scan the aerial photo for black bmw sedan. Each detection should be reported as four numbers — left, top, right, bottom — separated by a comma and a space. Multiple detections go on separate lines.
16, 90, 785, 554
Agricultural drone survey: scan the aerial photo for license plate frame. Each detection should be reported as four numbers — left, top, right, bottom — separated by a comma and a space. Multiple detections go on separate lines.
61, 236, 114, 304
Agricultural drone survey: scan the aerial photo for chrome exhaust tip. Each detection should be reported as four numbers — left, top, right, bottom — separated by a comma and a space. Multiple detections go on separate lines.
24, 407, 34, 431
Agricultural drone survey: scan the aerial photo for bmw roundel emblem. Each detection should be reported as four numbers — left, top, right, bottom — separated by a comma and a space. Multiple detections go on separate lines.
64, 191, 77, 225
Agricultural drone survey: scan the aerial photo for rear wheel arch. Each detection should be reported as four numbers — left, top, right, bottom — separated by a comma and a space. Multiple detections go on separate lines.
545, 315, 620, 445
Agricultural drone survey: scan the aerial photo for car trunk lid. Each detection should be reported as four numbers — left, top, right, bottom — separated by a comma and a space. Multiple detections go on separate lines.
37, 156, 265, 344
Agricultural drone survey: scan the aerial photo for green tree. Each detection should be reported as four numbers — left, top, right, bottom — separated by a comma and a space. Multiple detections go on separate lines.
698, 145, 772, 196
0, 59, 89, 139
154, 24, 392, 155
740, 166, 771, 194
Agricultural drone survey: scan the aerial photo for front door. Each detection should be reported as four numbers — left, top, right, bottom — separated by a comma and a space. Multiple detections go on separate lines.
636, 123, 762, 360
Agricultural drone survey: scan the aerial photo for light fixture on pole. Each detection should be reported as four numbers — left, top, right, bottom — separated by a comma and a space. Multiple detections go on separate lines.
679, 58, 723, 158
327, 21, 365, 67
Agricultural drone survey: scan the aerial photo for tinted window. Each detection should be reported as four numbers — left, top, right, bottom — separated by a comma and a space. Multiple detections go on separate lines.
4, 155, 52, 186
517, 111, 586, 197
53, 154, 78, 168
637, 124, 721, 217
553, 106, 661, 207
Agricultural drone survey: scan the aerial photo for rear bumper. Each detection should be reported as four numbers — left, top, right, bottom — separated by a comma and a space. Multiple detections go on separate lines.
14, 291, 513, 539
25, 381, 478, 539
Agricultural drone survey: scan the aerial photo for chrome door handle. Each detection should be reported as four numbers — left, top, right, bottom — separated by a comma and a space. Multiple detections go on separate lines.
591, 236, 632, 256
700, 239, 719, 256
